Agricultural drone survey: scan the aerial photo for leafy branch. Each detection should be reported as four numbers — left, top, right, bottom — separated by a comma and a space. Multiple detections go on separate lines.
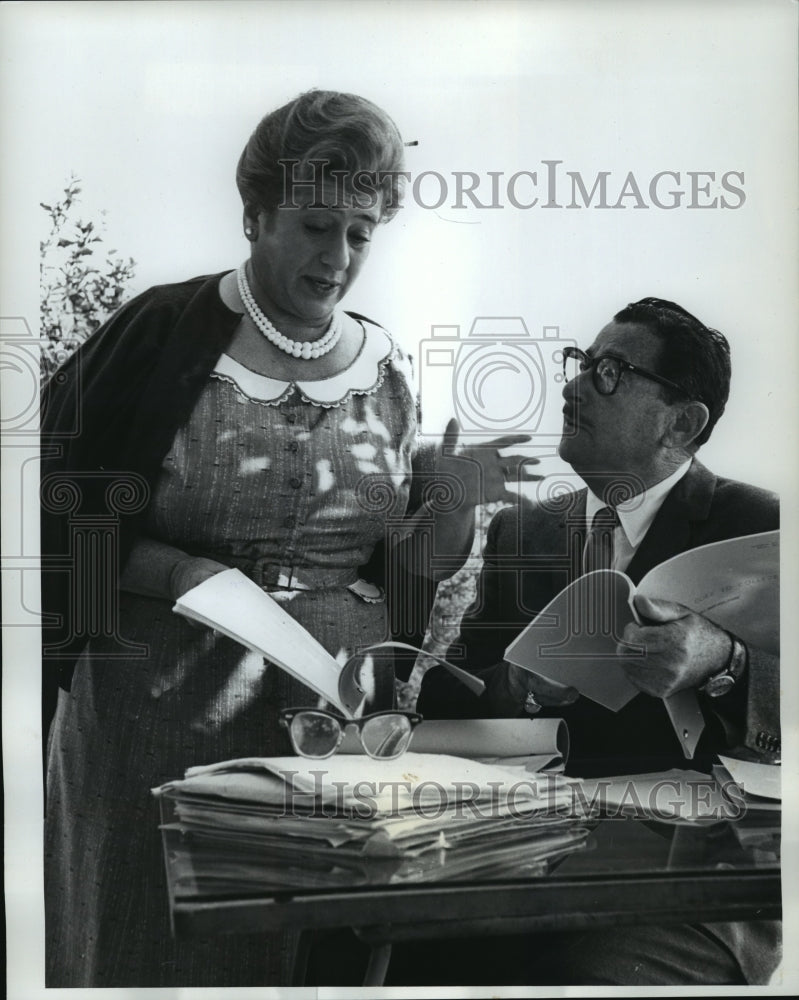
39, 176, 136, 379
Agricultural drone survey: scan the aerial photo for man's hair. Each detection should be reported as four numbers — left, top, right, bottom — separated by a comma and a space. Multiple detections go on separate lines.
236, 90, 406, 221
613, 297, 731, 447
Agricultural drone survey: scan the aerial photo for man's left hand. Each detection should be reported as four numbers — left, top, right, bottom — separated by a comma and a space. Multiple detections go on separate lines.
619, 595, 732, 698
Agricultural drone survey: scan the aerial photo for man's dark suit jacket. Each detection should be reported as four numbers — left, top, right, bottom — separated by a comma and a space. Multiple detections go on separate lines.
418, 458, 780, 774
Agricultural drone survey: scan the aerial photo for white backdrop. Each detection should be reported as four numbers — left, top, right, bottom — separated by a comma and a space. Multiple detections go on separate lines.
3, 0, 797, 486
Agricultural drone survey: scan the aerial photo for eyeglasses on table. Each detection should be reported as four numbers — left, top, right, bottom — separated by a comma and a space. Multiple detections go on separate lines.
280, 707, 423, 760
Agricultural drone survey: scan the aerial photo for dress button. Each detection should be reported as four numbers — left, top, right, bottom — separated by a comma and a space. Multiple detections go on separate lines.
289, 477, 302, 489
284, 515, 296, 528
288, 441, 299, 453
285, 414, 297, 424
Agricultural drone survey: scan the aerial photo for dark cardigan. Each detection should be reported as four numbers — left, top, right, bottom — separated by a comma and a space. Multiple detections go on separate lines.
40, 274, 240, 727
40, 273, 436, 735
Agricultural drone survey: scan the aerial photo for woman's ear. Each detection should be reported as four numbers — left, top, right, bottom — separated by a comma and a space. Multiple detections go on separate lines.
663, 400, 710, 450
242, 205, 261, 240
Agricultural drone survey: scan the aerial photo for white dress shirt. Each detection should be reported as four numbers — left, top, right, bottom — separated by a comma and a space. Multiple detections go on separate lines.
584, 460, 692, 572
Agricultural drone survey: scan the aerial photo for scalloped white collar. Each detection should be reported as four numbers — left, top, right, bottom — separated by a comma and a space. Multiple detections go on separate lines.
212, 323, 396, 407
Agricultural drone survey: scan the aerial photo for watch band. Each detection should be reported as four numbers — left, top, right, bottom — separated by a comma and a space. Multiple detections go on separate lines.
701, 632, 748, 698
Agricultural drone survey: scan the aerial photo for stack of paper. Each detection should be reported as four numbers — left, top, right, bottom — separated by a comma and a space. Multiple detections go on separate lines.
712, 755, 781, 856
714, 754, 781, 803
154, 753, 593, 897
572, 768, 744, 823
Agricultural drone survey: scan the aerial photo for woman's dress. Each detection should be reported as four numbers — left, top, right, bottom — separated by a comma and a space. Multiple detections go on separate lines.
44, 321, 417, 986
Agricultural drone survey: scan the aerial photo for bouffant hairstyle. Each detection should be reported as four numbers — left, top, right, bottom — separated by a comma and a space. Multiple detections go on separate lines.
236, 90, 406, 221
613, 297, 731, 447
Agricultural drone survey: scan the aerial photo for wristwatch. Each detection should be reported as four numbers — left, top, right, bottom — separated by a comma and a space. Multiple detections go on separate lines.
700, 633, 748, 697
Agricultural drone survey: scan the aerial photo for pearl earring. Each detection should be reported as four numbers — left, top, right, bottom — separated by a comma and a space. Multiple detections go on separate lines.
244, 226, 255, 239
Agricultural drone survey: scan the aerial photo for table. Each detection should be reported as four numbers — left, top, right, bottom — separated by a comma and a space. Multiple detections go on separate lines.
160, 798, 781, 985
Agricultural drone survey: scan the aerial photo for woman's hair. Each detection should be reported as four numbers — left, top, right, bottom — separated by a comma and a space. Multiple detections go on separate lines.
236, 90, 406, 222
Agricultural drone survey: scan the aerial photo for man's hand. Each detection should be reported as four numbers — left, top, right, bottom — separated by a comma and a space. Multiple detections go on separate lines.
505, 662, 580, 708
620, 595, 732, 698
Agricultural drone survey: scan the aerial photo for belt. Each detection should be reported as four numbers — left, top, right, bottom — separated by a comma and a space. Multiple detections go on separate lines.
219, 556, 384, 602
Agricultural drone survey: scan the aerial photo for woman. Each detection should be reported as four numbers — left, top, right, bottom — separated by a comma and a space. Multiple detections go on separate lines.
42, 90, 527, 987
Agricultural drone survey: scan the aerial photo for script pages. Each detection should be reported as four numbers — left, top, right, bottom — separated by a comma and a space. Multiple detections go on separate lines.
504, 530, 779, 758
173, 568, 350, 712
173, 568, 485, 716
154, 752, 591, 895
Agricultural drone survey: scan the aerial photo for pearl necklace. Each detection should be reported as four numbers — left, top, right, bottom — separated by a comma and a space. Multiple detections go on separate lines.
237, 264, 343, 360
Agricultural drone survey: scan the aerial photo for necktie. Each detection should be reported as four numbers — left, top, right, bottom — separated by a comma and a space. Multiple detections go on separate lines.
583, 506, 619, 574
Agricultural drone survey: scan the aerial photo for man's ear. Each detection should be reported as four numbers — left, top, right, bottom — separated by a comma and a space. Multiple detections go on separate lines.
663, 400, 709, 450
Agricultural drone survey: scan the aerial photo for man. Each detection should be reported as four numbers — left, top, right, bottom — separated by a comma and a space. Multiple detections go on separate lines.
414, 297, 780, 985
420, 297, 779, 771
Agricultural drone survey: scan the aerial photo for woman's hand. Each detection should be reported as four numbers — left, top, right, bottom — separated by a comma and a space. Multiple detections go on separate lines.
169, 557, 230, 631
435, 418, 542, 507
399, 419, 543, 581
120, 538, 229, 613
169, 557, 230, 601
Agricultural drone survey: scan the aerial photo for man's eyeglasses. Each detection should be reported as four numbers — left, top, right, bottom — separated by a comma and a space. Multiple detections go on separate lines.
279, 707, 423, 760
562, 346, 687, 397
